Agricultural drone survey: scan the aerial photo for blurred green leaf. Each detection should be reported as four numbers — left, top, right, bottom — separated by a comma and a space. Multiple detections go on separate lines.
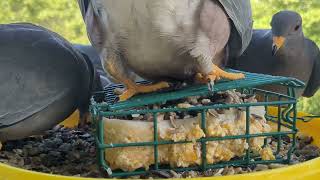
0, 0, 89, 44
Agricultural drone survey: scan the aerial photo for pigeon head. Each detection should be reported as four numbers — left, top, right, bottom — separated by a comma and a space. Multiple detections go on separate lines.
270, 11, 303, 55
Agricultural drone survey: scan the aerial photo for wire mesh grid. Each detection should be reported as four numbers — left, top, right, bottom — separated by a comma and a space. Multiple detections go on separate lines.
90, 70, 304, 177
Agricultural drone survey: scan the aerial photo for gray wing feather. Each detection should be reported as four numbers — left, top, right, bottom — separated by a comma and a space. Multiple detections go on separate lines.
77, 0, 87, 19
303, 40, 320, 97
219, 0, 253, 57
78, 0, 107, 51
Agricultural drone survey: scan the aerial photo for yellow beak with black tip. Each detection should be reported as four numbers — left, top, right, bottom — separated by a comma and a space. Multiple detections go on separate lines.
272, 36, 286, 56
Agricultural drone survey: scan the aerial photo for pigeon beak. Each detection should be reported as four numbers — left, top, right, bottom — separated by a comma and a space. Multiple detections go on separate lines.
272, 36, 285, 56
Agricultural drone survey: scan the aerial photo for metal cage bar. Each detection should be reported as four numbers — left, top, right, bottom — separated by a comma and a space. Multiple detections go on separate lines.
90, 70, 304, 177
153, 112, 159, 170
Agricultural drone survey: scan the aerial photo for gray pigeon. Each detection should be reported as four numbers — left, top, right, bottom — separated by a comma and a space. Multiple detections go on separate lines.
74, 44, 112, 88
0, 23, 102, 142
228, 11, 320, 98
78, 0, 253, 101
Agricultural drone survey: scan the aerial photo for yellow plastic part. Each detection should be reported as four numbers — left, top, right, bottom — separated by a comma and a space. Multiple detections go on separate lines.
59, 110, 80, 128
1, 107, 320, 180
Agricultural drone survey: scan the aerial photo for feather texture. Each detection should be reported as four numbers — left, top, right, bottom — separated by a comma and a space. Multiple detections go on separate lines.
81, 0, 235, 82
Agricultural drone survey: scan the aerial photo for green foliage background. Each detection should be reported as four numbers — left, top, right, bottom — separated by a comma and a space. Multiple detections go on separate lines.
1, 0, 320, 114
0, 0, 89, 44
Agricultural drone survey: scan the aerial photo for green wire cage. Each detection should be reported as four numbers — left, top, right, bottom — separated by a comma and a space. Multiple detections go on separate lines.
90, 69, 305, 177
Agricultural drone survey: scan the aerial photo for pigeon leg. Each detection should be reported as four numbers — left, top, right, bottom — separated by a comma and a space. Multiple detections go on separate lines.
104, 58, 169, 101
79, 111, 91, 127
119, 80, 170, 101
195, 73, 217, 84
195, 64, 245, 83
0, 141, 2, 150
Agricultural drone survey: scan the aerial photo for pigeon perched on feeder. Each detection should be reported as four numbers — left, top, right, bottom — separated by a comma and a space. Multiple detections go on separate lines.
228, 11, 320, 98
78, 0, 253, 101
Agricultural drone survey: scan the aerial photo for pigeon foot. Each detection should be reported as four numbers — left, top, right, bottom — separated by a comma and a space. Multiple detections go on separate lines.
195, 64, 245, 83
119, 81, 170, 101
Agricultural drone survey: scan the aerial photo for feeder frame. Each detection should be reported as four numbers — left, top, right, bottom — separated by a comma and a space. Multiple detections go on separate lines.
90, 69, 304, 177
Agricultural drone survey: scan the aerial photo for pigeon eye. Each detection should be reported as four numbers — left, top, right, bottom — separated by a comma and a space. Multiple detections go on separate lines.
294, 25, 300, 31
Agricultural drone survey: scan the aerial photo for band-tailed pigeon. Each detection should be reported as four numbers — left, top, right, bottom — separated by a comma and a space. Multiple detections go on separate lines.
228, 11, 320, 98
0, 23, 102, 143
78, 0, 253, 101
74, 44, 111, 88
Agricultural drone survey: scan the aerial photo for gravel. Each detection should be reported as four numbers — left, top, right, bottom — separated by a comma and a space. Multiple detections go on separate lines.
1, 126, 318, 179
0, 127, 320, 178
0, 125, 104, 178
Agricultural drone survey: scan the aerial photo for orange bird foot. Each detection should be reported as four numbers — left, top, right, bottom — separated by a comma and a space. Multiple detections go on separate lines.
195, 64, 245, 84
119, 81, 170, 101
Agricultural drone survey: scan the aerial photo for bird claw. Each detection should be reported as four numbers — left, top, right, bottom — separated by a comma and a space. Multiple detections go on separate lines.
119, 88, 137, 101
195, 64, 245, 88
119, 81, 170, 101
195, 73, 217, 84
208, 80, 215, 91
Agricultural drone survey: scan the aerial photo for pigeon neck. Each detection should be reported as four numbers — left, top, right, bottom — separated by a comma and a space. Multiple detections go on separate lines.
278, 34, 304, 56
